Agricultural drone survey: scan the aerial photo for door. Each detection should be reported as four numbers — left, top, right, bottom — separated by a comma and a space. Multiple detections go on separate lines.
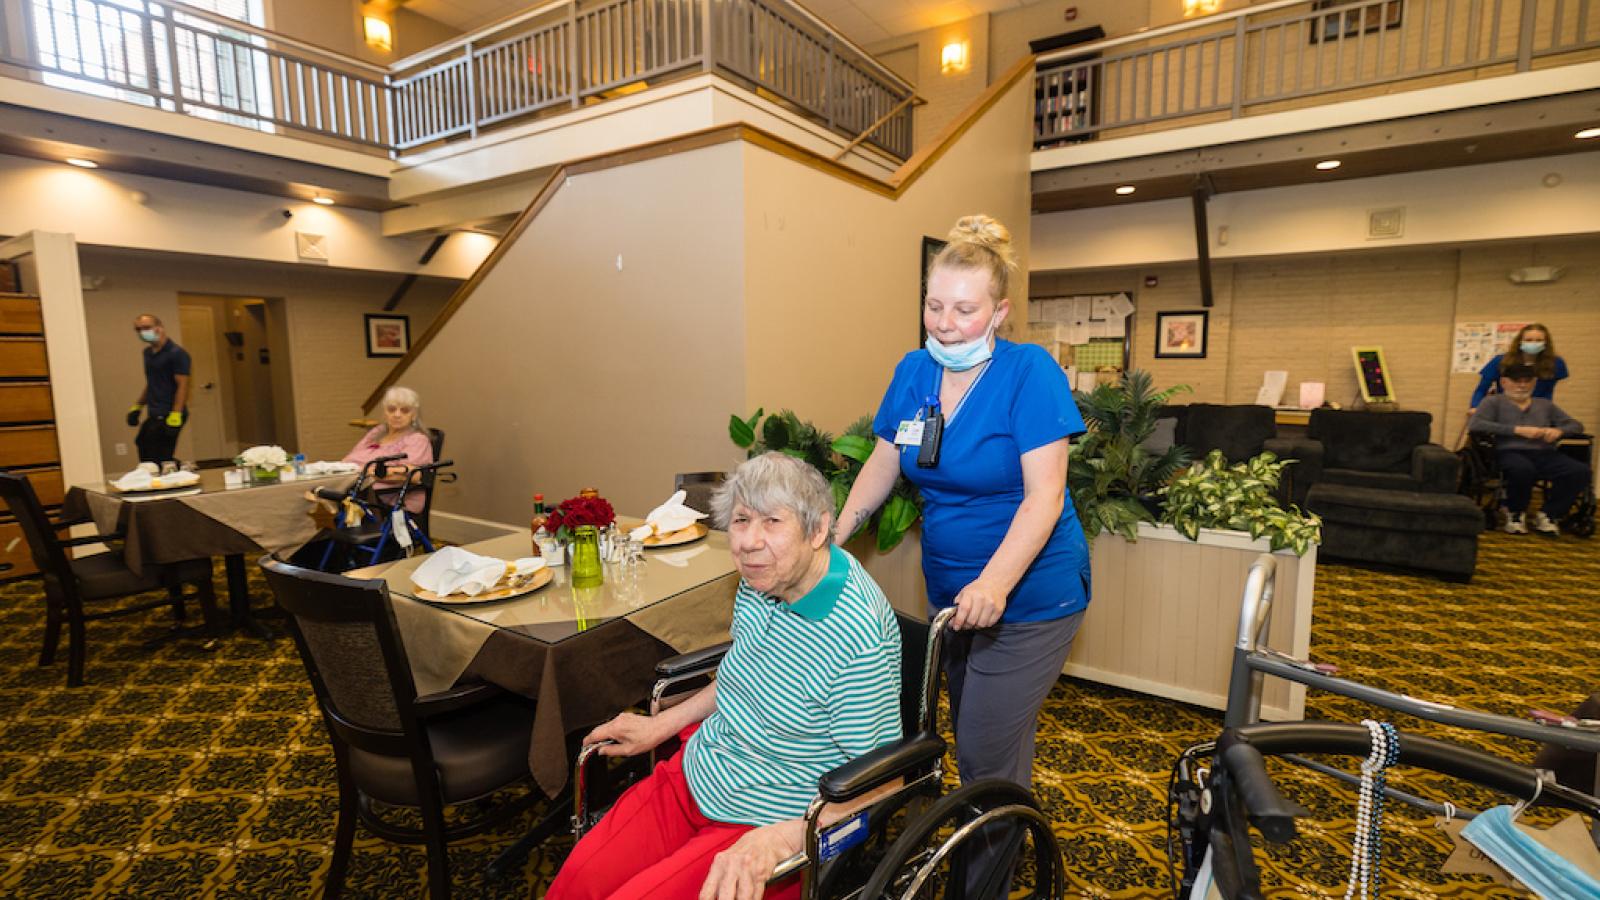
177, 304, 228, 461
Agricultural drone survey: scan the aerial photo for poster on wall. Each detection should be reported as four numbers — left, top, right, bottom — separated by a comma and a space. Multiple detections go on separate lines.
1452, 321, 1494, 373
1493, 322, 1528, 353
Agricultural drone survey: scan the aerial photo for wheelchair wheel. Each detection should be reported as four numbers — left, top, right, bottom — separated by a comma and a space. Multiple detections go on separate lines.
858, 779, 1063, 900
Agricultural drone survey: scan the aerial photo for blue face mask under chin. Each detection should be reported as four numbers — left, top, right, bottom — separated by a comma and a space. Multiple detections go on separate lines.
1461, 804, 1600, 898
926, 315, 998, 371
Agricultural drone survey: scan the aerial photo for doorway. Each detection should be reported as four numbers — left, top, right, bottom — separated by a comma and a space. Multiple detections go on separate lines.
177, 294, 291, 462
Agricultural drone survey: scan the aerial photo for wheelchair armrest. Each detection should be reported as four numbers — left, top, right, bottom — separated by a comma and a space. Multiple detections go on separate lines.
1412, 443, 1459, 493
313, 485, 347, 502
412, 681, 504, 718
818, 732, 946, 804
656, 641, 732, 678
58, 532, 124, 547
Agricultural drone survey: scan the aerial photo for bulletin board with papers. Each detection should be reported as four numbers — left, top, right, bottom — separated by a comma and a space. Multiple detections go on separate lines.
1029, 292, 1135, 392
1451, 321, 1527, 374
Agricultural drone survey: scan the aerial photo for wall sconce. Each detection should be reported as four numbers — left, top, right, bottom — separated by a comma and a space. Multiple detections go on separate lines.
1183, 0, 1221, 17
363, 15, 393, 53
940, 40, 969, 74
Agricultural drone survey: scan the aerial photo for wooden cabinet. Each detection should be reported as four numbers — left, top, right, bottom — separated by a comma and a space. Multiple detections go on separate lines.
1, 293, 63, 580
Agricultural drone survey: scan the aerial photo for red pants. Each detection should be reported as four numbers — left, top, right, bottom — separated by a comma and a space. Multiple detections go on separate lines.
547, 727, 802, 900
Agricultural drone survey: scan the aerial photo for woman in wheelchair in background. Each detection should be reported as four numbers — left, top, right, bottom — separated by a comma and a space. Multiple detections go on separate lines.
549, 453, 903, 900
342, 385, 434, 514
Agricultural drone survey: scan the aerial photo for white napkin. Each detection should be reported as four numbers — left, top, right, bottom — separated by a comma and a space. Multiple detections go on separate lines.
304, 460, 360, 476
155, 470, 200, 488
629, 490, 709, 542
509, 557, 547, 577
410, 546, 508, 597
113, 469, 153, 490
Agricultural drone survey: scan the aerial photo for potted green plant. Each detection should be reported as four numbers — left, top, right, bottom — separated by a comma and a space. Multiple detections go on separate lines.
729, 409, 921, 552
1068, 370, 1192, 540
1160, 450, 1321, 556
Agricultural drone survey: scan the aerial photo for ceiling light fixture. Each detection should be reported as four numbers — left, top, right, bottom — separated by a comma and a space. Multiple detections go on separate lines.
362, 15, 393, 53
312, 195, 334, 206
1315, 159, 1342, 170
65, 157, 98, 168
1115, 185, 1136, 195
1575, 126, 1600, 140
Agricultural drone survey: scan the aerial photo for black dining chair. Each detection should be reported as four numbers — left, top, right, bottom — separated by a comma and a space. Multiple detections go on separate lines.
673, 471, 725, 517
0, 472, 219, 686
259, 555, 537, 899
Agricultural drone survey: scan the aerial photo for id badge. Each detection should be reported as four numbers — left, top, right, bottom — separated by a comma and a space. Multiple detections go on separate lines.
894, 419, 925, 447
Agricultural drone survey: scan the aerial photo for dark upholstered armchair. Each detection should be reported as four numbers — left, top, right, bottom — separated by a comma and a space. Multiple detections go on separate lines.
1293, 410, 1484, 580
1152, 404, 1306, 505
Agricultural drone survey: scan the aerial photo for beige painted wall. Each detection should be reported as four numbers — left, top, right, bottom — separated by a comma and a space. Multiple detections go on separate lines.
740, 73, 1036, 435
266, 1, 461, 66
870, 14, 992, 150
397, 143, 750, 523
1030, 237, 1600, 449
79, 248, 455, 473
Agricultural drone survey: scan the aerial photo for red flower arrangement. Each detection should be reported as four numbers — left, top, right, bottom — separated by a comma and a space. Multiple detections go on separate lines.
544, 494, 616, 542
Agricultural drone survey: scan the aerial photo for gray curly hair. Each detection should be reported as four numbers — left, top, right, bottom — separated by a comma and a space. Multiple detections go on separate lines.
711, 452, 834, 538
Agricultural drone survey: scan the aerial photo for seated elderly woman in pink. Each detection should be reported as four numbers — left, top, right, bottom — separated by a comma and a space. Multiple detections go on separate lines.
343, 386, 434, 514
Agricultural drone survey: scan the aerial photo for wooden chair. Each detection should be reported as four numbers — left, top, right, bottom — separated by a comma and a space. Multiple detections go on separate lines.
0, 472, 219, 686
259, 555, 537, 899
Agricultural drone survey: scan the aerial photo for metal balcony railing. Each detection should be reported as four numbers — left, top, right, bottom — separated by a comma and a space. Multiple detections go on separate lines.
1034, 0, 1600, 146
0, 0, 392, 148
0, 0, 913, 159
388, 0, 915, 159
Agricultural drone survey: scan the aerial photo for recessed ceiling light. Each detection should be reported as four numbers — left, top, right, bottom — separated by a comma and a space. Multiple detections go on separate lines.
1115, 185, 1136, 195
312, 195, 334, 206
1576, 127, 1600, 140
65, 157, 98, 168
1315, 159, 1341, 170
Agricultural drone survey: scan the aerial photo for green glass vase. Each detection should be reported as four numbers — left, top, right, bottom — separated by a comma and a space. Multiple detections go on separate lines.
251, 466, 280, 485
570, 525, 604, 588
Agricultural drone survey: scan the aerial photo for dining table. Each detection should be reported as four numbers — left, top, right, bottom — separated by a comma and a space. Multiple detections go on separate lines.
351, 525, 738, 798
62, 467, 358, 634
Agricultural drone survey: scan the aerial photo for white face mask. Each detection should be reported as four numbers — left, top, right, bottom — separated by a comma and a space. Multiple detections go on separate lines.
137, 328, 158, 343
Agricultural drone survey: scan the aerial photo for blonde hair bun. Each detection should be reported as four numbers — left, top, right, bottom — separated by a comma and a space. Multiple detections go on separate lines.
947, 215, 1016, 271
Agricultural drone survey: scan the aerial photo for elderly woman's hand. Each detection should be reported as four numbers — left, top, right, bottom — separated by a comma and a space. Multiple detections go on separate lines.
699, 821, 802, 900
582, 712, 674, 757
949, 577, 1008, 630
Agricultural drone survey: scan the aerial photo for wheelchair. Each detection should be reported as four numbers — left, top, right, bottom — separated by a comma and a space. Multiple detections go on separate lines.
1458, 431, 1595, 536
1167, 553, 1600, 898
571, 607, 1068, 899
311, 454, 455, 572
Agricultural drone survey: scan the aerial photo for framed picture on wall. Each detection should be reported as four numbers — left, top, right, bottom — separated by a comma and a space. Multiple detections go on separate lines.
364, 314, 410, 358
919, 236, 946, 347
1154, 310, 1208, 359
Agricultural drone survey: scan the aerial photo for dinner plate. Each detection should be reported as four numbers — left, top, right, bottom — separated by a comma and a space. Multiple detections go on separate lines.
109, 477, 203, 494
413, 566, 554, 604
642, 522, 709, 547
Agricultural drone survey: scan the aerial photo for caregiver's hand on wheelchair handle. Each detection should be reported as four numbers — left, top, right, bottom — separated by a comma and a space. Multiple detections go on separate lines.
699, 821, 802, 900
583, 712, 675, 757
949, 577, 1007, 630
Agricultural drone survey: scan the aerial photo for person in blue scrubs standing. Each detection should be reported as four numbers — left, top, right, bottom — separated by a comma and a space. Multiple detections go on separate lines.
1470, 323, 1568, 410
835, 214, 1089, 796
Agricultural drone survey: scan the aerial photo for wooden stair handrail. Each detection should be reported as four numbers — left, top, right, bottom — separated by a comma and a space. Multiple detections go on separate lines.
362, 56, 1038, 412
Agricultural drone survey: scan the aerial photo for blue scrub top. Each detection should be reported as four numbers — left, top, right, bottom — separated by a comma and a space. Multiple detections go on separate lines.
872, 339, 1090, 623
1470, 354, 1568, 407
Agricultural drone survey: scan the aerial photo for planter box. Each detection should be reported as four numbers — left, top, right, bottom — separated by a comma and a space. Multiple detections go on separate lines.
853, 522, 1315, 721
1070, 523, 1314, 721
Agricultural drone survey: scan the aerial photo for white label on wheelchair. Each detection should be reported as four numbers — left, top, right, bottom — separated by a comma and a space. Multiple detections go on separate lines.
818, 811, 869, 862
392, 509, 413, 549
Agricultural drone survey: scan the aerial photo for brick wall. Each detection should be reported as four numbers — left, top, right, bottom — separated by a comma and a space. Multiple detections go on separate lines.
1031, 236, 1600, 449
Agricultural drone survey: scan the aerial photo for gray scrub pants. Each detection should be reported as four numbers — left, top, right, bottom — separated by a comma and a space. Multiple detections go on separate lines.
940, 610, 1083, 898
942, 610, 1084, 788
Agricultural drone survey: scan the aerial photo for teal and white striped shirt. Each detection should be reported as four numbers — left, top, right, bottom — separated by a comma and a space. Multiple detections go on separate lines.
682, 545, 902, 825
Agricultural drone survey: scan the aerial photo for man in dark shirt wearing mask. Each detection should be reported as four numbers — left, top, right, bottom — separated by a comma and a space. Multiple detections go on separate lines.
126, 313, 192, 465
1469, 364, 1588, 536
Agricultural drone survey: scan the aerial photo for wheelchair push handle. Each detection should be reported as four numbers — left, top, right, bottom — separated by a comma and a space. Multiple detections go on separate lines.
313, 485, 347, 502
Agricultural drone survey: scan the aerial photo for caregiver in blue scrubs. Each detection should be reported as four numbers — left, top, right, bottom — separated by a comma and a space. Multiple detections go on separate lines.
835, 214, 1089, 792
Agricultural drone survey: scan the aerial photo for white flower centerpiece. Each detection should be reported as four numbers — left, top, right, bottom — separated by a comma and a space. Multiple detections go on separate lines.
237, 445, 290, 484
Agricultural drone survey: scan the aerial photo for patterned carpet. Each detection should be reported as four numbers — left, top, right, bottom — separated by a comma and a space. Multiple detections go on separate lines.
0, 528, 1593, 898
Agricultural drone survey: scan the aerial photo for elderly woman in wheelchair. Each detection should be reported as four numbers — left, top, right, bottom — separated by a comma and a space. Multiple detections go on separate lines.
549, 452, 905, 900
